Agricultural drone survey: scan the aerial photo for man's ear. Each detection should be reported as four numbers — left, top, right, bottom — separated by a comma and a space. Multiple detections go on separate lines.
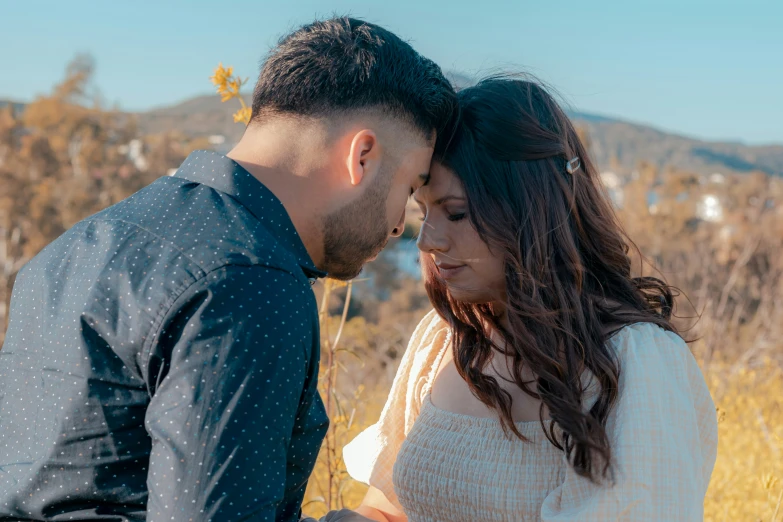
346, 130, 379, 186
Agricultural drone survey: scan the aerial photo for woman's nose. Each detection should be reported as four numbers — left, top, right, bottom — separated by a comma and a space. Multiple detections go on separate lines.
416, 219, 448, 253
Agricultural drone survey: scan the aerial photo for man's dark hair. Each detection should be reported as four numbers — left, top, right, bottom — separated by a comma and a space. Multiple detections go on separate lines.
251, 17, 456, 140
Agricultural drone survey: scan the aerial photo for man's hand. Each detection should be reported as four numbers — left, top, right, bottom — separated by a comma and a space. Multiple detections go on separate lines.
313, 509, 376, 521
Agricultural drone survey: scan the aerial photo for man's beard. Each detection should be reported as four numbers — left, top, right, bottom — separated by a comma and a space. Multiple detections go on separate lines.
322, 171, 392, 281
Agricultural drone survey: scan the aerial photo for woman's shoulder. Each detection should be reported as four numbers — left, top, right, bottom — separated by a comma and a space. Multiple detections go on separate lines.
607, 321, 707, 388
608, 321, 689, 357
408, 309, 450, 355
398, 310, 451, 405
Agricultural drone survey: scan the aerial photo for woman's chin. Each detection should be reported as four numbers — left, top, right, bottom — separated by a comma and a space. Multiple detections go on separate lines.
446, 284, 495, 305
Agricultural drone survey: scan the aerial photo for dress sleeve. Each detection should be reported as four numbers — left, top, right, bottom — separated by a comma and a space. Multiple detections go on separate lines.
540, 324, 719, 521
342, 309, 447, 510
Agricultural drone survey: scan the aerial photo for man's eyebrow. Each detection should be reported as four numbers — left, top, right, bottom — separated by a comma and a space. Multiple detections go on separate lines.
419, 173, 430, 185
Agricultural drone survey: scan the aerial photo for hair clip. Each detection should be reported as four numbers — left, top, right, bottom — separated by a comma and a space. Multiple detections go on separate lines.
566, 156, 581, 174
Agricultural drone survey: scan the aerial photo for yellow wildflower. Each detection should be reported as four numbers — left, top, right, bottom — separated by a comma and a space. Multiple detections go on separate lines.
209, 63, 233, 90
232, 107, 251, 125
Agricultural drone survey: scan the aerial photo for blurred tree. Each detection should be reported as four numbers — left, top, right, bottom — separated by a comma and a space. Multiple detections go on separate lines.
0, 56, 185, 344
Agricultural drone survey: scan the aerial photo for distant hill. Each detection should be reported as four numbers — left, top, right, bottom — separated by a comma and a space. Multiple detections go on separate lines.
134, 92, 783, 177
570, 113, 783, 177
4, 81, 782, 177
137, 94, 249, 143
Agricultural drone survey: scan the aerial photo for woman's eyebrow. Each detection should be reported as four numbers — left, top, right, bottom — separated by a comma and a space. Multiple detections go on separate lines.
412, 194, 466, 206
434, 195, 466, 205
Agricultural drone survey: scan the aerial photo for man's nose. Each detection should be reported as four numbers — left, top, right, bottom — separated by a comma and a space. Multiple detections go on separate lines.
391, 208, 406, 238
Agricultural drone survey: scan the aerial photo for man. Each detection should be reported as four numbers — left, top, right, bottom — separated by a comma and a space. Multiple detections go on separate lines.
0, 17, 455, 521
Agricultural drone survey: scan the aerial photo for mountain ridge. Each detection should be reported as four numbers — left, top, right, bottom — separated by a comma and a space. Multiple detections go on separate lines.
3, 91, 781, 177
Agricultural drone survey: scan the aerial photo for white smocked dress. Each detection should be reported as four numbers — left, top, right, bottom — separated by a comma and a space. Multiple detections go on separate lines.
343, 310, 718, 522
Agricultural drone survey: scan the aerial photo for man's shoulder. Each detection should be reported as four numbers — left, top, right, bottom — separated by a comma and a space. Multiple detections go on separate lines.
86, 175, 303, 279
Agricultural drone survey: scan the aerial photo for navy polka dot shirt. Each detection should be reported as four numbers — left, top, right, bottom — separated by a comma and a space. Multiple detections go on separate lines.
0, 150, 329, 521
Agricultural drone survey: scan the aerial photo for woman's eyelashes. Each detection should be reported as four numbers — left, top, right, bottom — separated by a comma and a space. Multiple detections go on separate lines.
418, 211, 467, 222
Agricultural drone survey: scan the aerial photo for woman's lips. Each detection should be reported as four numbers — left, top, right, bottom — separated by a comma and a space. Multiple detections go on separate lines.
437, 264, 466, 279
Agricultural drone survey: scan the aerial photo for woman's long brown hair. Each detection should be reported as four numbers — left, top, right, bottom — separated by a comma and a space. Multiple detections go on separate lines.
427, 77, 678, 483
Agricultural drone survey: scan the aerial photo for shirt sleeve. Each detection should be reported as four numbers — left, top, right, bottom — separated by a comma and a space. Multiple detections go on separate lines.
142, 265, 318, 522
540, 324, 719, 521
342, 309, 447, 510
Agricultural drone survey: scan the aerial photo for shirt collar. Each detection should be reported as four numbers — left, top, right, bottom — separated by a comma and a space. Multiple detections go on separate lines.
173, 150, 326, 280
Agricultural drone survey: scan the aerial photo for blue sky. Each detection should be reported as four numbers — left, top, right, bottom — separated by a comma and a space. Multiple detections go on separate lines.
2, 0, 781, 144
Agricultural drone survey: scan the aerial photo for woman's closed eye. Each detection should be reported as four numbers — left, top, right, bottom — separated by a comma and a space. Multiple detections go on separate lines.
418, 211, 467, 222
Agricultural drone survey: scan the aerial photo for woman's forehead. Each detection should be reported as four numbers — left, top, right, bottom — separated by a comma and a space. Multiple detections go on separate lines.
422, 163, 464, 197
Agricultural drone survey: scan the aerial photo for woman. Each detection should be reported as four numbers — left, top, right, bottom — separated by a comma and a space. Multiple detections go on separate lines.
341, 77, 719, 522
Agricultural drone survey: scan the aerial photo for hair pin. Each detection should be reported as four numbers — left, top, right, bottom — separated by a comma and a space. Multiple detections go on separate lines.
566, 156, 581, 174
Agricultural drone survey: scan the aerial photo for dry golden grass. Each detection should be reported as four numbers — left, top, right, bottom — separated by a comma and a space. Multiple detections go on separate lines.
302, 331, 783, 521
703, 355, 783, 521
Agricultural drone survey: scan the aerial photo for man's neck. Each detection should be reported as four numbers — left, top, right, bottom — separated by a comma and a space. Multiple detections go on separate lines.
227, 123, 331, 269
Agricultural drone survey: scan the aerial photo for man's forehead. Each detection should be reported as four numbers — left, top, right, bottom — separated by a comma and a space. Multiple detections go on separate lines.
399, 143, 435, 169
405, 140, 436, 156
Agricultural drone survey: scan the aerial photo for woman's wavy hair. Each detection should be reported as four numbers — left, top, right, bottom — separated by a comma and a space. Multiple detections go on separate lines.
426, 76, 679, 483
